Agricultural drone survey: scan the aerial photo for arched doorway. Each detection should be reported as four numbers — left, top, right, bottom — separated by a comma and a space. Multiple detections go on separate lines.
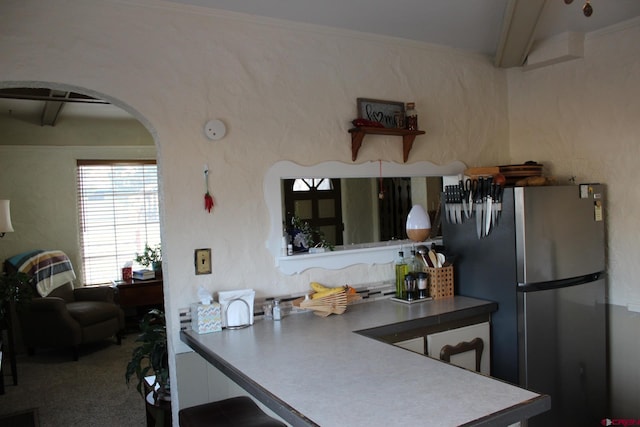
0, 82, 162, 284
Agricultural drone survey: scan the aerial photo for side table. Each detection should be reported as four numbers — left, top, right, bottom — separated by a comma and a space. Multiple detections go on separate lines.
112, 278, 164, 327
112, 278, 164, 308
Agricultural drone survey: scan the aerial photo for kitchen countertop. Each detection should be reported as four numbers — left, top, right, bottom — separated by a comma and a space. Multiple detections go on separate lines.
181, 296, 550, 426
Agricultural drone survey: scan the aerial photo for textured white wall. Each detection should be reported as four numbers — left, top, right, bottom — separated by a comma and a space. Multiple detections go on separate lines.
508, 20, 640, 416
0, 0, 509, 344
0, 0, 509, 415
0, 112, 151, 146
508, 22, 640, 307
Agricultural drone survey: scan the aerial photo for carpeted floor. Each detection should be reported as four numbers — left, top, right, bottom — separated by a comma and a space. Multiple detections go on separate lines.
0, 333, 146, 426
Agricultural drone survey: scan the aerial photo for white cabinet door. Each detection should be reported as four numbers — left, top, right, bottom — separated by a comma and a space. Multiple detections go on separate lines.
426, 322, 490, 375
394, 337, 424, 354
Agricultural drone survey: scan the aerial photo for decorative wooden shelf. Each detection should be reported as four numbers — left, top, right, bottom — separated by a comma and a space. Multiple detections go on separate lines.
348, 127, 426, 163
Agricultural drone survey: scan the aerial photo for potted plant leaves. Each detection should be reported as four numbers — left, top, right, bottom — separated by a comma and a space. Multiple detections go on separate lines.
0, 271, 32, 325
125, 308, 170, 400
135, 243, 162, 273
289, 215, 334, 253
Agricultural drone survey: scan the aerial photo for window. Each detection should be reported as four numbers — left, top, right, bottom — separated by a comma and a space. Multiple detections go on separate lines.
77, 160, 160, 285
292, 178, 333, 192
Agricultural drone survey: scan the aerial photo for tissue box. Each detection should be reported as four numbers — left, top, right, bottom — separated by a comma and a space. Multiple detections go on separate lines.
191, 302, 222, 334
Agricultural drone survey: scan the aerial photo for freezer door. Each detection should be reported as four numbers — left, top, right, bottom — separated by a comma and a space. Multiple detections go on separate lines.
514, 185, 605, 285
518, 278, 607, 426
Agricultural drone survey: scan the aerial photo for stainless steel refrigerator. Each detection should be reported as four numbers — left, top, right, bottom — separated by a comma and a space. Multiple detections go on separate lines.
442, 184, 608, 426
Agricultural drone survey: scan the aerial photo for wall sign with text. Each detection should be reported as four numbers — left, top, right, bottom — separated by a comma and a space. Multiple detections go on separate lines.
357, 98, 404, 128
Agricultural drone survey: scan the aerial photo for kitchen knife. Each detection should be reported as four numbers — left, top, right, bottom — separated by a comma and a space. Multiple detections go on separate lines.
491, 183, 497, 229
454, 186, 462, 224
450, 185, 460, 224
494, 183, 503, 226
480, 177, 487, 238
467, 180, 475, 219
474, 179, 483, 239
444, 185, 452, 223
485, 182, 493, 236
449, 185, 457, 224
459, 180, 468, 221
490, 183, 500, 228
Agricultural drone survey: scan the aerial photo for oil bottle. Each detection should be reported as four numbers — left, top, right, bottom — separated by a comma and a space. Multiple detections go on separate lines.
395, 251, 409, 299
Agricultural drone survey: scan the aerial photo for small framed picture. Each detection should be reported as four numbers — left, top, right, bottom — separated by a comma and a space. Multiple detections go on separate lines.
357, 98, 405, 128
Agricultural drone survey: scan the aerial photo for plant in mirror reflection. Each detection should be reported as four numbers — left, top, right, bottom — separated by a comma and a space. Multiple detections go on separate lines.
290, 216, 334, 252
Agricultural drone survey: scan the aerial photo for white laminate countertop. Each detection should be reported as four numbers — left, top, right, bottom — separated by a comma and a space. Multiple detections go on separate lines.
181, 296, 550, 427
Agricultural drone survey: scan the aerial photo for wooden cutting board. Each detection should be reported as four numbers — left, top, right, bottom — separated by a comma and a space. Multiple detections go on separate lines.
465, 163, 543, 185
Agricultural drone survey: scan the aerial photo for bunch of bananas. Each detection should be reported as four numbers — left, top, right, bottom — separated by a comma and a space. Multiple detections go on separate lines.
310, 282, 356, 299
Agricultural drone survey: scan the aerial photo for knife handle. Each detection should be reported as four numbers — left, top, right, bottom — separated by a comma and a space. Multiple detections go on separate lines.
475, 178, 483, 202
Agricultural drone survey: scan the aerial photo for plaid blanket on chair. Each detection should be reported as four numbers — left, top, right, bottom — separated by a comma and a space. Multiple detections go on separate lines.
6, 250, 77, 296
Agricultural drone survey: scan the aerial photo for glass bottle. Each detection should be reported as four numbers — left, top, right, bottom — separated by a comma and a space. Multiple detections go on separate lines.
417, 272, 428, 299
394, 110, 405, 129
417, 246, 429, 270
395, 251, 409, 299
409, 249, 423, 275
405, 102, 418, 131
272, 298, 282, 321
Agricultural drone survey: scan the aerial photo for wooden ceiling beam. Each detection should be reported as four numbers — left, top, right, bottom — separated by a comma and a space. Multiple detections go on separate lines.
494, 0, 547, 68
40, 90, 69, 126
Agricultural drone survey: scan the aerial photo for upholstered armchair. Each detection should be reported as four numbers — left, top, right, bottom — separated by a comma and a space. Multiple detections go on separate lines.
18, 282, 124, 360
6, 250, 125, 360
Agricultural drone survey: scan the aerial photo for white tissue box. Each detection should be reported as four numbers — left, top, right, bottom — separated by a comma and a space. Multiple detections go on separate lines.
191, 302, 222, 334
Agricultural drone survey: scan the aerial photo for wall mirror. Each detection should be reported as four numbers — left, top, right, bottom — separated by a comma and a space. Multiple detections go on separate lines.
264, 160, 466, 274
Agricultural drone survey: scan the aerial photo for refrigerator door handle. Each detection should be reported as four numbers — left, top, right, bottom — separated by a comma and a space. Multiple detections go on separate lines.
518, 272, 603, 292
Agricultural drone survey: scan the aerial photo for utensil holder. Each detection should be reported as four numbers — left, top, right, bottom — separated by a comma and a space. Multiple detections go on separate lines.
426, 264, 454, 299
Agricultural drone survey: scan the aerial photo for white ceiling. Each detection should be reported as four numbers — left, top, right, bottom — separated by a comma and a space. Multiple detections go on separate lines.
169, 0, 640, 57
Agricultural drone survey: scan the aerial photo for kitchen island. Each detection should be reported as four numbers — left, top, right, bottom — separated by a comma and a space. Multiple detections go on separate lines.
180, 296, 550, 426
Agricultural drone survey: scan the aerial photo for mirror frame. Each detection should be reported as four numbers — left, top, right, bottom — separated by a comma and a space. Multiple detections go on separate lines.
264, 160, 466, 274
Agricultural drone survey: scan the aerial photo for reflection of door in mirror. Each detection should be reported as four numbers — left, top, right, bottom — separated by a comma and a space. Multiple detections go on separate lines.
379, 178, 412, 240
283, 178, 344, 247
411, 176, 443, 238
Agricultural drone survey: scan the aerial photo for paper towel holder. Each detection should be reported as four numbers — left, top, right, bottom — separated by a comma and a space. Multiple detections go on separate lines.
224, 298, 252, 330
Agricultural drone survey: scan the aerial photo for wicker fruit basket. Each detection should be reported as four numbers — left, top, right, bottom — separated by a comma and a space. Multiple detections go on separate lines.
292, 291, 361, 317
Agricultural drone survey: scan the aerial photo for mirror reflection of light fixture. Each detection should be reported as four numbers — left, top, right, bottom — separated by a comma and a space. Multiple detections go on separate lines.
406, 204, 431, 242
0, 200, 15, 238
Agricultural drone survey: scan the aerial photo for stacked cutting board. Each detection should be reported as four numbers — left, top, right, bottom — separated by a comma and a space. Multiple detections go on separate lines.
465, 162, 552, 186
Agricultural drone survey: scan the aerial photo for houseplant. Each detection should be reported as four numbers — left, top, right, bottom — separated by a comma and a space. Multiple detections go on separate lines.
135, 243, 162, 272
289, 215, 334, 252
0, 271, 32, 324
125, 308, 170, 400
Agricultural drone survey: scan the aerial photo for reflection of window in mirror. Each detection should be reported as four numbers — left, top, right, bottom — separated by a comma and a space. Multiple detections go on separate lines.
284, 179, 344, 246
